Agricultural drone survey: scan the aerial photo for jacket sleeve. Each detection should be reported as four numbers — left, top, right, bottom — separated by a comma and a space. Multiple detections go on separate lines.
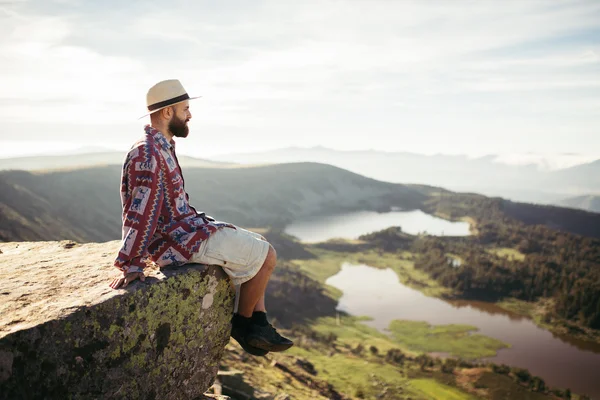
114, 150, 164, 275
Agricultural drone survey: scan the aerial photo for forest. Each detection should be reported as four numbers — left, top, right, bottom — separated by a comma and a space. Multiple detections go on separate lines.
363, 194, 600, 330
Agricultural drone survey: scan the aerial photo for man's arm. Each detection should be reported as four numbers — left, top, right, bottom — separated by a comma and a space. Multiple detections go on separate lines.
112, 151, 164, 287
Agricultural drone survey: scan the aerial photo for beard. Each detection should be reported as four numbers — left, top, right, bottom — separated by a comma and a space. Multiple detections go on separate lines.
168, 114, 189, 138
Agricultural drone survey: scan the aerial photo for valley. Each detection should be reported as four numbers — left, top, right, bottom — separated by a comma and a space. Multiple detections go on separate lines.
251, 228, 600, 399
2, 161, 600, 399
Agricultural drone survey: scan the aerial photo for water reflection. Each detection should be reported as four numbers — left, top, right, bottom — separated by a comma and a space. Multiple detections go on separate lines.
285, 209, 470, 243
447, 300, 527, 322
325, 263, 600, 399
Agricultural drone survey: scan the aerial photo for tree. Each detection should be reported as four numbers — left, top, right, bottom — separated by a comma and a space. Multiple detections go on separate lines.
530, 376, 545, 392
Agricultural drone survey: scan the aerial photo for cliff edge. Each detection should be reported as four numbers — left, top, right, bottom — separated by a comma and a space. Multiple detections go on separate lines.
0, 240, 235, 399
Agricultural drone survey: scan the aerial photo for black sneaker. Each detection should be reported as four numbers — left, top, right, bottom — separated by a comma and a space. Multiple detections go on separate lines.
246, 322, 294, 352
231, 315, 268, 356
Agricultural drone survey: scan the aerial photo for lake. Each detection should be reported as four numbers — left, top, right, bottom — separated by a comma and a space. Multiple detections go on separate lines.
326, 263, 600, 399
285, 209, 471, 242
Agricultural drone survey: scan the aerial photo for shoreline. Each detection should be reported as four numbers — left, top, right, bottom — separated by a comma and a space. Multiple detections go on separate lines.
291, 246, 598, 398
495, 298, 600, 348
298, 245, 600, 351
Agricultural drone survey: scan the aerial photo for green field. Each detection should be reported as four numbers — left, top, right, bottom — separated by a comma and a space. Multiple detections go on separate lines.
307, 315, 415, 356
288, 346, 409, 397
486, 247, 526, 261
409, 378, 478, 400
388, 320, 510, 359
284, 315, 479, 399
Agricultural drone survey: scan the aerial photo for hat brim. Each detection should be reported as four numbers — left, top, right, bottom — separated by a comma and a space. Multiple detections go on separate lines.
138, 96, 202, 120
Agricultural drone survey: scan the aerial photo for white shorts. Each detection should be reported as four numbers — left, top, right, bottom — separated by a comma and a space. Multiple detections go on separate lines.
190, 225, 270, 286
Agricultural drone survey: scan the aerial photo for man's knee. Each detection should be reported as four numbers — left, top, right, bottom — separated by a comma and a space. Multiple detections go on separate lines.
263, 244, 277, 270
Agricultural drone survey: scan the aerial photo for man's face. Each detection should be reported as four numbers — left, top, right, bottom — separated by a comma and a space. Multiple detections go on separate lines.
168, 101, 192, 138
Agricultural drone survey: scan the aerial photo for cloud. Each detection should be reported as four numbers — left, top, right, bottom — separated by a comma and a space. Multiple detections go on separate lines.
0, 8, 149, 125
0, 0, 599, 156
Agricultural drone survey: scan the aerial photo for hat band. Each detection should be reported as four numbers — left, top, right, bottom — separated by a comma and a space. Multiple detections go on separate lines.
147, 93, 190, 111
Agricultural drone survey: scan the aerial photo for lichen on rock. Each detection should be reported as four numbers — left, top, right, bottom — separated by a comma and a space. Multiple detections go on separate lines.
0, 241, 235, 400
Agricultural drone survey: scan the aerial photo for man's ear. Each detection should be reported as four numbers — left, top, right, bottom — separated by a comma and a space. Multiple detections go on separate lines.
162, 106, 173, 119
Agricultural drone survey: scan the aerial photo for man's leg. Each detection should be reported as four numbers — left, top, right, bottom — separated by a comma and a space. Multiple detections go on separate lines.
236, 245, 276, 317
229, 248, 275, 357
253, 295, 266, 313
232, 245, 293, 352
192, 226, 292, 353
251, 236, 268, 313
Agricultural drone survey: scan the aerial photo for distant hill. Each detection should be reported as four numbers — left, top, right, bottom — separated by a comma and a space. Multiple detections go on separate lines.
210, 147, 600, 205
3, 160, 600, 244
558, 194, 600, 213
549, 160, 600, 195
0, 152, 232, 171
0, 162, 425, 242
5, 148, 599, 208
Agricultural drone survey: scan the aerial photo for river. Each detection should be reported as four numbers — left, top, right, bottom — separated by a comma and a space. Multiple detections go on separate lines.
326, 263, 600, 399
285, 210, 600, 398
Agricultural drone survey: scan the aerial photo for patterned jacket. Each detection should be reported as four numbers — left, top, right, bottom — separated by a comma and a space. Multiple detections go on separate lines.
114, 125, 228, 275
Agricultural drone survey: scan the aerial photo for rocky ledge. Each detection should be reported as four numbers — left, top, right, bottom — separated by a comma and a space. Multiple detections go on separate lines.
0, 240, 235, 399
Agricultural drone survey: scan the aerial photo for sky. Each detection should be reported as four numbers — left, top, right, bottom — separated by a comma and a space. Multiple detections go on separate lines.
0, 0, 599, 162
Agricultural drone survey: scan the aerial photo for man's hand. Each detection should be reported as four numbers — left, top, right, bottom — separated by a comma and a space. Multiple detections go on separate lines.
199, 212, 215, 222
110, 272, 145, 289
199, 212, 236, 230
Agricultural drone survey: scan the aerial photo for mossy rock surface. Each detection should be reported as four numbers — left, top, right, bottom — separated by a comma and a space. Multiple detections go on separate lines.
0, 241, 235, 400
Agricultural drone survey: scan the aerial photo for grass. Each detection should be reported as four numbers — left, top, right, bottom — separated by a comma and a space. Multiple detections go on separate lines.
284, 316, 482, 399
387, 320, 510, 359
307, 315, 415, 356
409, 378, 478, 400
306, 314, 507, 363
474, 372, 551, 400
486, 247, 526, 261
284, 316, 412, 397
496, 298, 536, 318
287, 345, 409, 397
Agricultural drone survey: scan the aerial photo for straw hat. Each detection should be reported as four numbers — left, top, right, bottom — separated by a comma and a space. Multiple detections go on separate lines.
139, 79, 201, 119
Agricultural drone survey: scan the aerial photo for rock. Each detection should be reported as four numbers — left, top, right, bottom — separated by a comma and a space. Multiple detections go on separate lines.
203, 394, 232, 400
295, 358, 317, 375
0, 240, 235, 399
216, 370, 255, 399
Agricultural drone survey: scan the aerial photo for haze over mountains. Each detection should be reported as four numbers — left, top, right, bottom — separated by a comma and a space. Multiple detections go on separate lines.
0, 163, 424, 242
559, 195, 600, 214
2, 147, 599, 214
3, 158, 600, 245
0, 151, 232, 171
207, 147, 600, 210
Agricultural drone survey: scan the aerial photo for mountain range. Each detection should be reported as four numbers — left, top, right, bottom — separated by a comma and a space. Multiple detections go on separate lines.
2, 148, 599, 214
0, 162, 424, 242
3, 160, 600, 244
207, 147, 600, 210
559, 194, 600, 213
0, 151, 232, 171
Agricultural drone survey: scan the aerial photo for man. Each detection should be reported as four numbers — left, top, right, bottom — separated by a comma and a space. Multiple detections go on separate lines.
109, 79, 293, 356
